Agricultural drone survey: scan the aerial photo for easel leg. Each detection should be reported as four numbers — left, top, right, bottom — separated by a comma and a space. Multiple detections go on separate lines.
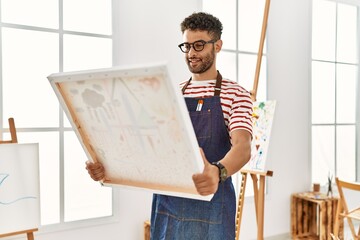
8, 118, 18, 143
251, 173, 266, 240
235, 172, 248, 240
27, 232, 34, 240
251, 174, 259, 221
257, 175, 266, 240
240, 170, 272, 240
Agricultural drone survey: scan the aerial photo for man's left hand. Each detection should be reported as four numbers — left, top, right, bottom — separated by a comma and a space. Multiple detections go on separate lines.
192, 148, 219, 196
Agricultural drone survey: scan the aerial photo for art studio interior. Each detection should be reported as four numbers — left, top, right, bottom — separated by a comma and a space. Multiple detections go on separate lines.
0, 0, 360, 239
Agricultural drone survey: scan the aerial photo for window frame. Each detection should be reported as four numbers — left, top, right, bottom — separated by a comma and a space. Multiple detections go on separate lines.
0, 0, 119, 232
311, 0, 360, 184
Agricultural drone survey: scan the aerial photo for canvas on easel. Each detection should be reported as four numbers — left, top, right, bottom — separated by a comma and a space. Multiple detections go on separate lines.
244, 100, 276, 172
0, 118, 39, 240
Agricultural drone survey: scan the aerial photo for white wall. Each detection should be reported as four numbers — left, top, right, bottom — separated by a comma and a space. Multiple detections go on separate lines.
6, 0, 313, 239
112, 0, 201, 82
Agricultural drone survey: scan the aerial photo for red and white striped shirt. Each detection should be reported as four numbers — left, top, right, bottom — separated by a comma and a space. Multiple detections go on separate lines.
180, 78, 253, 136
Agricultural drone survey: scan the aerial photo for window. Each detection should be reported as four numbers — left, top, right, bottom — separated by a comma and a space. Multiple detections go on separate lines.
202, 0, 268, 196
0, 0, 114, 227
311, 0, 359, 184
203, 0, 267, 101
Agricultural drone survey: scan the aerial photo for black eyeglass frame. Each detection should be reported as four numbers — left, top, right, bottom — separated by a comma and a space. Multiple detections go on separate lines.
177, 39, 217, 53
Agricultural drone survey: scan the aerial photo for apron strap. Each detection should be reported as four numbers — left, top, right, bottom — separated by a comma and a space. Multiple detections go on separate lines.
214, 71, 222, 96
181, 71, 223, 96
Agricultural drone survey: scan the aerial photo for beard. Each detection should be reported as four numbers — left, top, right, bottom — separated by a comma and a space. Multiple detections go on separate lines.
186, 48, 215, 74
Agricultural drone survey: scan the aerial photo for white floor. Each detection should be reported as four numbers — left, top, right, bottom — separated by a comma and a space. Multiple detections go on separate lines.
267, 222, 359, 240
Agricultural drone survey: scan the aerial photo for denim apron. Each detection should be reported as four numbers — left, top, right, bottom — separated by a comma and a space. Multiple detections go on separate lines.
150, 72, 235, 240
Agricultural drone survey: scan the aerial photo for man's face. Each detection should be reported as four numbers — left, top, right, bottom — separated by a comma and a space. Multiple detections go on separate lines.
182, 30, 216, 74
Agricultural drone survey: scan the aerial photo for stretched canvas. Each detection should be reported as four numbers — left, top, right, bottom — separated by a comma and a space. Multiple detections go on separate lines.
244, 100, 276, 171
47, 64, 210, 200
0, 143, 40, 235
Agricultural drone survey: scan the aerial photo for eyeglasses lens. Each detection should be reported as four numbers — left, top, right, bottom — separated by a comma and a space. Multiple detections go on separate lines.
193, 41, 205, 51
178, 40, 212, 53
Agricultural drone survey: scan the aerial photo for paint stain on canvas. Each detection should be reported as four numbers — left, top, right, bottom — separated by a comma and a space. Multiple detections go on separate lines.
244, 100, 276, 171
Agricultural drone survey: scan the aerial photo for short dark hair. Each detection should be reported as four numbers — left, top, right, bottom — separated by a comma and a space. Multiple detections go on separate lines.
180, 12, 223, 40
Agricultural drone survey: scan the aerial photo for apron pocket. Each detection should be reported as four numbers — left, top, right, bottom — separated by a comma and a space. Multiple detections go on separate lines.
189, 110, 212, 140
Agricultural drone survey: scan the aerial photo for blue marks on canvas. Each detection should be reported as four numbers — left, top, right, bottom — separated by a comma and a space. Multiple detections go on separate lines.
0, 173, 37, 205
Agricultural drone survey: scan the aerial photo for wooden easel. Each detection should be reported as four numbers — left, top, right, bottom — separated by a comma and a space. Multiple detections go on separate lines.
235, 0, 274, 240
235, 170, 273, 240
0, 118, 38, 240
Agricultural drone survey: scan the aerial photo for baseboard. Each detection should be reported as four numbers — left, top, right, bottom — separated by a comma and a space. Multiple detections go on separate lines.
264, 233, 291, 240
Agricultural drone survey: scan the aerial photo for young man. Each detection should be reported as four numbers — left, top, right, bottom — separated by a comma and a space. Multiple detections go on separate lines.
86, 12, 253, 239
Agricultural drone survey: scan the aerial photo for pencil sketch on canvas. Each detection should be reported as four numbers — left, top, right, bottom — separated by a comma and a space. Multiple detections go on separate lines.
47, 64, 209, 200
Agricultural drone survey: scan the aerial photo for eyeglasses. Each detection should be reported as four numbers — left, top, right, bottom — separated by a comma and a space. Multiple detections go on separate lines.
178, 39, 217, 53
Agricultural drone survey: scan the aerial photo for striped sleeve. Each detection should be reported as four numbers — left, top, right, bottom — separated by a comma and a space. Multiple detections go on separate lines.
220, 80, 253, 135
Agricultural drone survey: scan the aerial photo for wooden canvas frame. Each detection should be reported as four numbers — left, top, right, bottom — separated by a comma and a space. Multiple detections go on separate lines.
47, 63, 210, 200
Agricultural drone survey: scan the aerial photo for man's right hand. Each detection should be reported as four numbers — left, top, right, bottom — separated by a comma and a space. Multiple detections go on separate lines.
85, 161, 105, 181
